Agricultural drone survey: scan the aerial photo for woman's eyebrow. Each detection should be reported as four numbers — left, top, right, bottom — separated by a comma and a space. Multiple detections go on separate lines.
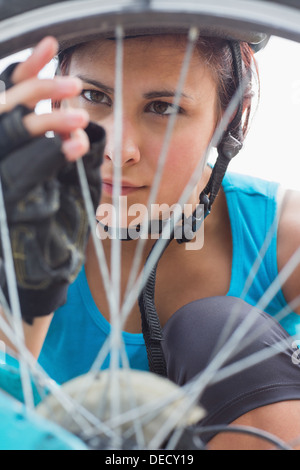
76, 76, 193, 101
76, 75, 114, 94
144, 90, 192, 100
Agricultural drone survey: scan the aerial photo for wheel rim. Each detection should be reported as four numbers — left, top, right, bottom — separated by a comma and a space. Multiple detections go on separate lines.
0, 0, 300, 59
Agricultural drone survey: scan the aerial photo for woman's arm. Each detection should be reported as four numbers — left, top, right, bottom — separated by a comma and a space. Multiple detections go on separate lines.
0, 308, 53, 358
277, 189, 300, 315
0, 37, 103, 357
209, 400, 300, 450
0, 38, 85, 359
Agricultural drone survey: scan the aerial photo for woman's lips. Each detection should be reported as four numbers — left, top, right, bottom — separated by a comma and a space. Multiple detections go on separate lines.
102, 181, 145, 196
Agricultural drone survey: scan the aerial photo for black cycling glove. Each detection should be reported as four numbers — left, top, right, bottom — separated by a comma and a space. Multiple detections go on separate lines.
0, 64, 105, 324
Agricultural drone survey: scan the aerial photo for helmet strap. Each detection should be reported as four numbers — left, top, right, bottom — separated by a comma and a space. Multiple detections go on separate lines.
199, 41, 244, 217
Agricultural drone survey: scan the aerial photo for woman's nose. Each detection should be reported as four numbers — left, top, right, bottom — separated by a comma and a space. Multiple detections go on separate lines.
104, 120, 141, 167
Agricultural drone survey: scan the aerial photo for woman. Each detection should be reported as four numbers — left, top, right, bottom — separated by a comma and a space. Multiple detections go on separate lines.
1, 33, 300, 450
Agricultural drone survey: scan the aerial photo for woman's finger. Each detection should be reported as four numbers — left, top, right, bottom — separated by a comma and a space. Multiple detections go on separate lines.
11, 37, 58, 84
0, 76, 82, 113
23, 109, 90, 137
61, 128, 90, 161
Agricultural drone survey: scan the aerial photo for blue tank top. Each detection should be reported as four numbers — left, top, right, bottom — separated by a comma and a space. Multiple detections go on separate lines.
223, 172, 300, 336
38, 172, 300, 384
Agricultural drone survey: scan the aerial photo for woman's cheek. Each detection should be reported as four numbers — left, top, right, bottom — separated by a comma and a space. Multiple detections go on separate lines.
158, 139, 206, 203
167, 139, 201, 178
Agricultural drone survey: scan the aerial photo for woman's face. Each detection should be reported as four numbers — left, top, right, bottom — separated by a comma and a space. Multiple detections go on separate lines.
67, 35, 219, 224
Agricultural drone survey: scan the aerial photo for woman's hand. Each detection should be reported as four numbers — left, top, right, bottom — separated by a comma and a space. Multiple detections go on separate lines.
0, 36, 90, 160
0, 36, 105, 331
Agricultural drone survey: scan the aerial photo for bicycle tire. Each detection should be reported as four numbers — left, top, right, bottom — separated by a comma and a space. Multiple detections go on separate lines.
0, 0, 300, 60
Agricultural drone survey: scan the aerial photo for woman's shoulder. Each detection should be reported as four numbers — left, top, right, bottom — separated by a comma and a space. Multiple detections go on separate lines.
277, 188, 300, 315
222, 170, 280, 199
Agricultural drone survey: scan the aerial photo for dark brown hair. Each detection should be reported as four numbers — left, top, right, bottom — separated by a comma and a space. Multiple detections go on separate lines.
195, 37, 259, 141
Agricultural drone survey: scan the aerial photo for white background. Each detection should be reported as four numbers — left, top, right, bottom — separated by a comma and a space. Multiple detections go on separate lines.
230, 36, 300, 191
1, 35, 300, 190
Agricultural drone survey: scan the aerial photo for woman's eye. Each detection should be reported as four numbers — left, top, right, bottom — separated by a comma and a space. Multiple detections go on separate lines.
81, 90, 111, 106
147, 101, 183, 116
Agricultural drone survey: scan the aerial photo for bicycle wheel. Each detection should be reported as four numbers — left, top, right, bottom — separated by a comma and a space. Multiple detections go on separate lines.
0, 388, 87, 450
0, 0, 300, 451
0, 0, 300, 59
